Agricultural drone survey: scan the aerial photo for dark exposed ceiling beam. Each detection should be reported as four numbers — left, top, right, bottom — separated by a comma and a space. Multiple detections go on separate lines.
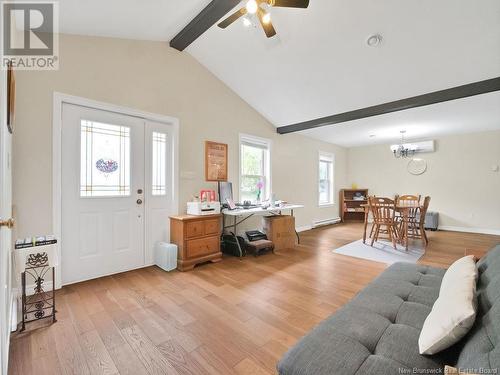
277, 77, 500, 134
170, 0, 240, 51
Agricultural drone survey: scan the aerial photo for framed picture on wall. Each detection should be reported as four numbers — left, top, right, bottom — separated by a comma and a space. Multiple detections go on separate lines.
205, 141, 228, 181
6, 61, 15, 134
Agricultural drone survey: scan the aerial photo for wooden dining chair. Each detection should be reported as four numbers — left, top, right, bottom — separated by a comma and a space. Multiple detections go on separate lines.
410, 196, 431, 246
368, 197, 398, 249
396, 195, 421, 237
398, 194, 421, 202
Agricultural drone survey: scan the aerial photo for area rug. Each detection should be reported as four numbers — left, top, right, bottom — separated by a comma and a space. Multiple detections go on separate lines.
332, 239, 425, 264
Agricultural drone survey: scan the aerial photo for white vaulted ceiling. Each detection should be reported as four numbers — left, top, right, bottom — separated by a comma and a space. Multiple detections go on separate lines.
187, 0, 500, 126
56, 0, 212, 42
57, 0, 500, 145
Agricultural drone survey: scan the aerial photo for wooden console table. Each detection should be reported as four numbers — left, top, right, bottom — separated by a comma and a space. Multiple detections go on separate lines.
170, 214, 222, 271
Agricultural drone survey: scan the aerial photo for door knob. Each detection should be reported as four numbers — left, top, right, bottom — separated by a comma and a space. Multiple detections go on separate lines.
0, 218, 14, 229
136, 199, 143, 205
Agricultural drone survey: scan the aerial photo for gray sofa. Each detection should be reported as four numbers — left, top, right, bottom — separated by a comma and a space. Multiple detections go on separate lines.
278, 244, 500, 375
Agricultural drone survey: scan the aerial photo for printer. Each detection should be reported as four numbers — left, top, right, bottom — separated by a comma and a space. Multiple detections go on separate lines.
186, 201, 221, 216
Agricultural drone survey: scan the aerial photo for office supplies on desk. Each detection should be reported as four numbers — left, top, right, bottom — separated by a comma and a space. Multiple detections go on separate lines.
245, 230, 268, 242
236, 201, 259, 209
219, 182, 233, 208
200, 189, 216, 202
226, 197, 236, 210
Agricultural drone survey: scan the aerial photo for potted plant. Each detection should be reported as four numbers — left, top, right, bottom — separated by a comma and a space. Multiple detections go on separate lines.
256, 180, 264, 202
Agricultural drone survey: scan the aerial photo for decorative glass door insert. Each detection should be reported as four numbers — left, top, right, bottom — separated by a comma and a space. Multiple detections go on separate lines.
151, 131, 167, 196
80, 120, 131, 197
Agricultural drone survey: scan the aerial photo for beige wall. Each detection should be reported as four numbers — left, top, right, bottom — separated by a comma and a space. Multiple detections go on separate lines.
12, 34, 347, 238
347, 130, 500, 232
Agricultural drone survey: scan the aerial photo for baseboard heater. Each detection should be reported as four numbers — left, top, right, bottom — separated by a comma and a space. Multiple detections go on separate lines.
313, 217, 341, 228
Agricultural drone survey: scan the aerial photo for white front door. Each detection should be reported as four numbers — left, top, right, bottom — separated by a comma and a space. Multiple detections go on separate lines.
62, 104, 148, 284
0, 70, 13, 375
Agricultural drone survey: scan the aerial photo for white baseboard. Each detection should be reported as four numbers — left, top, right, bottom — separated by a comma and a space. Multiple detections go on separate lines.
296, 218, 342, 233
10, 292, 17, 332
312, 217, 341, 228
439, 226, 500, 236
296, 225, 312, 233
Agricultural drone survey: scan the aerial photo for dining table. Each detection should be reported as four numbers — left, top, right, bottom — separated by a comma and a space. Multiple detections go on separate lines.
361, 202, 423, 251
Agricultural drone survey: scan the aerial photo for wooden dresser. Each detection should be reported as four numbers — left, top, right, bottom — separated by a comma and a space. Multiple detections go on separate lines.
169, 214, 222, 271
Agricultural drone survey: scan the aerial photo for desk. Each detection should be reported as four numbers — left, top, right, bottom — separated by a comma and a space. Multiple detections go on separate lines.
222, 204, 304, 257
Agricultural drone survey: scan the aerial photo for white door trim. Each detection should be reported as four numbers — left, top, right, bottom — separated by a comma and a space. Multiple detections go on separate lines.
0, 64, 11, 375
53, 92, 179, 288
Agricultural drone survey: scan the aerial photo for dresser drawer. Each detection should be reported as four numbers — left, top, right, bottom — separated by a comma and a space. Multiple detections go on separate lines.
186, 221, 204, 238
204, 219, 220, 236
186, 236, 219, 258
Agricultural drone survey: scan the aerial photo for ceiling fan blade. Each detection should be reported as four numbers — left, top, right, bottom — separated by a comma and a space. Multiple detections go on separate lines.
217, 7, 247, 29
270, 0, 309, 8
257, 9, 277, 38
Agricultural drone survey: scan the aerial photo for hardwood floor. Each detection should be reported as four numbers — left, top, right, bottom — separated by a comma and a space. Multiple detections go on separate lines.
8, 223, 500, 375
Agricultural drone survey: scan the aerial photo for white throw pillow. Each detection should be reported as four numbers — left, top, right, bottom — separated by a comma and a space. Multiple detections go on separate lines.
418, 256, 478, 355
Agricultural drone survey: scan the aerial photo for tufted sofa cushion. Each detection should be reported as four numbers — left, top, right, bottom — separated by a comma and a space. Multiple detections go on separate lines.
455, 244, 500, 372
277, 263, 453, 375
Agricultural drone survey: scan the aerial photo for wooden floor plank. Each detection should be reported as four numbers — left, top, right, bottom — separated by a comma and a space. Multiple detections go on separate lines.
89, 311, 127, 350
129, 307, 172, 345
146, 304, 201, 353
38, 353, 64, 375
120, 324, 179, 375
64, 291, 95, 334
234, 357, 274, 375
79, 330, 119, 375
106, 344, 149, 375
157, 339, 210, 375
52, 320, 91, 375
30, 326, 57, 360
190, 345, 236, 375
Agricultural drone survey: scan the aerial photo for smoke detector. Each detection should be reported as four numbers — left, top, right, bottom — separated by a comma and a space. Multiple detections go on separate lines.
367, 34, 383, 47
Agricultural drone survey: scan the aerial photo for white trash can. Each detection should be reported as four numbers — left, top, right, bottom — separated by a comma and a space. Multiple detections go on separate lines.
154, 242, 178, 272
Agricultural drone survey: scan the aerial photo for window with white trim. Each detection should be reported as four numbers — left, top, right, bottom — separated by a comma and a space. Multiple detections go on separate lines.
239, 134, 271, 203
318, 152, 334, 206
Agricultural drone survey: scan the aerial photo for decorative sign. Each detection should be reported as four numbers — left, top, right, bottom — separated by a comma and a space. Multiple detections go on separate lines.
205, 141, 228, 181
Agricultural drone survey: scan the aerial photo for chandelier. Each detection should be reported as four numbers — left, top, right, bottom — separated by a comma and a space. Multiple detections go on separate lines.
393, 130, 417, 159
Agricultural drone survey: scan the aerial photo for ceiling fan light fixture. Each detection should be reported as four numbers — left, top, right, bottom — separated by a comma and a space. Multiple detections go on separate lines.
262, 12, 271, 24
246, 0, 259, 14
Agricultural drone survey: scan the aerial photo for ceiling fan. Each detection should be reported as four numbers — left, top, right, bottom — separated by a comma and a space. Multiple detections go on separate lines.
217, 0, 310, 38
